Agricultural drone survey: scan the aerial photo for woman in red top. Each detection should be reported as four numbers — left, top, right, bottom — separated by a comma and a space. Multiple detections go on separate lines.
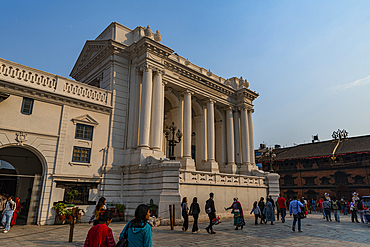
84, 210, 116, 247
11, 197, 21, 226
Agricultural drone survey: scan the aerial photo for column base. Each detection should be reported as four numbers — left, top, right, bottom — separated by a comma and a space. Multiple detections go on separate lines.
238, 163, 257, 175
180, 157, 196, 171
198, 160, 219, 173
223, 162, 237, 174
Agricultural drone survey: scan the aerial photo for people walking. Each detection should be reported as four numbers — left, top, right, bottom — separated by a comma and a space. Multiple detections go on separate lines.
331, 197, 341, 222
0, 194, 6, 227
225, 198, 245, 230
205, 193, 216, 234
250, 201, 261, 225
318, 197, 325, 219
311, 198, 316, 213
84, 210, 115, 247
350, 201, 359, 223
89, 197, 107, 225
189, 197, 200, 233
341, 198, 348, 215
119, 204, 152, 247
357, 197, 367, 223
1, 196, 15, 233
263, 198, 275, 225
258, 197, 266, 224
323, 198, 332, 221
277, 194, 286, 223
289, 195, 304, 232
181, 197, 189, 232
10, 197, 21, 226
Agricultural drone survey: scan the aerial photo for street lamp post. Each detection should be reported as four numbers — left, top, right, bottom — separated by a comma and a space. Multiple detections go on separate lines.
164, 122, 182, 160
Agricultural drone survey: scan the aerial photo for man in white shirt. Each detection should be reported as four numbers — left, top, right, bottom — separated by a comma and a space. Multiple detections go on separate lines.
1, 196, 15, 233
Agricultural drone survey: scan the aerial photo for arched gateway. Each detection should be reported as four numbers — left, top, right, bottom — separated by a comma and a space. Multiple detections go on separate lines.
0, 145, 44, 224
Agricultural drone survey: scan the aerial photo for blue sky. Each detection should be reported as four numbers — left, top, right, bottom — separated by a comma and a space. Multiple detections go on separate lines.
1, 1, 370, 148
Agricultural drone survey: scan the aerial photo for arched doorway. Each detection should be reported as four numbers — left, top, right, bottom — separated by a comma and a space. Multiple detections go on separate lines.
0, 146, 44, 225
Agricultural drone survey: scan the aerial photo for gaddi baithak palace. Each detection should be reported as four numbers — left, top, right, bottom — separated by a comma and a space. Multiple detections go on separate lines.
0, 22, 279, 225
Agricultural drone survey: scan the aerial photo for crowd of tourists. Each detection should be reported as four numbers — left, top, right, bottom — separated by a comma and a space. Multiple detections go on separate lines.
83, 191, 368, 246
0, 194, 21, 233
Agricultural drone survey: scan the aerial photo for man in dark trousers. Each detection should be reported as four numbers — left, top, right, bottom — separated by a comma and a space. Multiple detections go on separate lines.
205, 192, 216, 234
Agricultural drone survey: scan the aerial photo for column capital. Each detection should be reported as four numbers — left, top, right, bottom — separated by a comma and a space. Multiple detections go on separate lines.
202, 98, 216, 105
180, 89, 194, 96
152, 67, 164, 74
138, 62, 153, 72
223, 105, 234, 112
238, 104, 252, 111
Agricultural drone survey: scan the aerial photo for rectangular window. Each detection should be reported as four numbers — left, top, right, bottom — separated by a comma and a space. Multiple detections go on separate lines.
72, 147, 91, 163
75, 124, 93, 141
21, 98, 34, 115
55, 181, 98, 205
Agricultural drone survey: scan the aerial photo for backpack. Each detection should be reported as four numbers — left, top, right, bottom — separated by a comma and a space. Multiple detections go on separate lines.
205, 200, 212, 214
332, 200, 339, 210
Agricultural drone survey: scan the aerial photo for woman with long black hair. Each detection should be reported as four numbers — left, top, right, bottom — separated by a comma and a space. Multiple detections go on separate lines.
89, 197, 107, 225
119, 204, 152, 247
181, 197, 189, 232
84, 210, 116, 247
189, 197, 200, 233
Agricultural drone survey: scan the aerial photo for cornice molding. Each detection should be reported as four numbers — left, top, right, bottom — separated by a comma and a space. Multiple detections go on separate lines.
163, 60, 235, 97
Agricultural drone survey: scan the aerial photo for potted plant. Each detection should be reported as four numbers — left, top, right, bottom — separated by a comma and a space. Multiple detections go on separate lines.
147, 204, 158, 217
52, 203, 67, 221
66, 190, 81, 206
116, 204, 125, 218
57, 208, 67, 221
66, 209, 73, 221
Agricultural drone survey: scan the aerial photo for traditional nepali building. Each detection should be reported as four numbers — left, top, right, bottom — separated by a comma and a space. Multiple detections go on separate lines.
0, 22, 279, 225
260, 134, 370, 200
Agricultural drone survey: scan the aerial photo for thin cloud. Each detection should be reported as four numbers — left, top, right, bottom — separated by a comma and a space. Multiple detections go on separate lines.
333, 75, 370, 92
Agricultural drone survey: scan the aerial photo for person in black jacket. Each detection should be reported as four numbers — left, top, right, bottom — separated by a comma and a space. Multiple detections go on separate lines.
205, 192, 216, 234
189, 197, 200, 233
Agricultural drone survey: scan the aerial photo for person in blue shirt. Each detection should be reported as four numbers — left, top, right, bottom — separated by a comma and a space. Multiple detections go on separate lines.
119, 204, 152, 247
289, 195, 304, 232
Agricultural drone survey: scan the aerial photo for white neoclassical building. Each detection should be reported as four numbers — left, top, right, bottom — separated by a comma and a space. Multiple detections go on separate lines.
0, 22, 279, 224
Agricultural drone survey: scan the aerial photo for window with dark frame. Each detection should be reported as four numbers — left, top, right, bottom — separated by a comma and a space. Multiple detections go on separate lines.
72, 147, 91, 163
56, 181, 98, 205
304, 177, 315, 186
75, 124, 93, 141
21, 98, 34, 115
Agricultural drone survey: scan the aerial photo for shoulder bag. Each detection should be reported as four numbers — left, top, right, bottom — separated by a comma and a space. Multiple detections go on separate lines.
296, 201, 305, 219
115, 221, 131, 247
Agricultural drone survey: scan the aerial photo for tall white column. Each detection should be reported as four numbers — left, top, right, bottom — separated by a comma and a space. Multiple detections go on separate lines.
199, 99, 219, 173
180, 90, 195, 171
201, 104, 207, 162
150, 69, 163, 150
248, 109, 255, 165
207, 99, 215, 161
159, 81, 165, 150
240, 106, 250, 165
183, 90, 192, 158
226, 107, 235, 165
233, 109, 241, 165
239, 105, 254, 175
138, 64, 153, 148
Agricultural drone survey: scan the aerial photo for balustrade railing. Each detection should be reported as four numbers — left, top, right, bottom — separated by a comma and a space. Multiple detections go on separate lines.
0, 58, 111, 107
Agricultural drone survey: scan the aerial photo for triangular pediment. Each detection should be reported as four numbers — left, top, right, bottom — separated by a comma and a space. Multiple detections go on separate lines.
72, 114, 99, 126
70, 40, 110, 80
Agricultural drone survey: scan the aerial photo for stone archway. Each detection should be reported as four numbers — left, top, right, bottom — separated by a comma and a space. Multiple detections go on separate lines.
0, 145, 44, 225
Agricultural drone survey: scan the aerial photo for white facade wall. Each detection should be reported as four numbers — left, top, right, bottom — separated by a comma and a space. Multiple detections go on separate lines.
0, 22, 279, 224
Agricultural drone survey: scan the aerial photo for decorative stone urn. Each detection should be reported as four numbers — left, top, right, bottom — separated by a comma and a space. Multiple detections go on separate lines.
154, 30, 162, 42
145, 25, 153, 38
